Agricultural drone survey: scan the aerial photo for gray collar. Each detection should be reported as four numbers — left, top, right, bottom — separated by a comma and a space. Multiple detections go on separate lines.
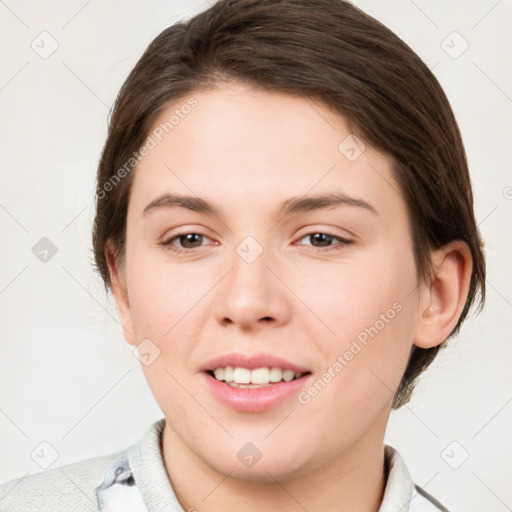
97, 418, 447, 512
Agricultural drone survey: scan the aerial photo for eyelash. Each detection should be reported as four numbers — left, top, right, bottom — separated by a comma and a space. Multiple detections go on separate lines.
161, 231, 353, 254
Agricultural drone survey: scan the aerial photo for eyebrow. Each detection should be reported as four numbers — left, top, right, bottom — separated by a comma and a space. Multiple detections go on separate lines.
142, 191, 378, 217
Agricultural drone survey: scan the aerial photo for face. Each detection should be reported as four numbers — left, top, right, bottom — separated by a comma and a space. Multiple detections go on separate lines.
112, 82, 425, 481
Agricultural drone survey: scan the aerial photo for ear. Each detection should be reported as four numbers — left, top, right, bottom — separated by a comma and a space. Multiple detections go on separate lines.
414, 240, 473, 349
105, 241, 136, 346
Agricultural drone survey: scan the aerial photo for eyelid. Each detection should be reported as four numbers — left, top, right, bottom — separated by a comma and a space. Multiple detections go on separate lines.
162, 230, 214, 246
160, 225, 214, 241
161, 228, 354, 256
294, 231, 353, 250
294, 224, 356, 241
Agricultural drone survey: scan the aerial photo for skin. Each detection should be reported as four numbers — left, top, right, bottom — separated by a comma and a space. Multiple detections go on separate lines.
106, 82, 472, 511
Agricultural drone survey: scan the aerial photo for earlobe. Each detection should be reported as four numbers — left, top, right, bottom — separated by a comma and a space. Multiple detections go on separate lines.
414, 241, 473, 349
105, 241, 136, 346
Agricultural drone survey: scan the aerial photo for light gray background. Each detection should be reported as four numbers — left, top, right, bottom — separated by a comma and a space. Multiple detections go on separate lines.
0, 1, 511, 510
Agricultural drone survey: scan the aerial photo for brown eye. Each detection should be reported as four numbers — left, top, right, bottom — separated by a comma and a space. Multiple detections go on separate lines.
163, 232, 211, 253
297, 232, 352, 251
308, 233, 335, 247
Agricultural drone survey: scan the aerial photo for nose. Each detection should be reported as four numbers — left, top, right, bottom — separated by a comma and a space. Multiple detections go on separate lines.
213, 242, 291, 331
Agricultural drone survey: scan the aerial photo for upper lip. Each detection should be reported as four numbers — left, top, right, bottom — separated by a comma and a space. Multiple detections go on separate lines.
200, 352, 311, 374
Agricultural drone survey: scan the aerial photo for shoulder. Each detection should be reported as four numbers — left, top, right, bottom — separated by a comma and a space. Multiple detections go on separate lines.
0, 449, 127, 512
410, 484, 451, 512
382, 445, 451, 512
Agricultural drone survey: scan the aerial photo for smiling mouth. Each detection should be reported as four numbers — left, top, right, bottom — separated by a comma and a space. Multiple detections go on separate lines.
205, 367, 312, 388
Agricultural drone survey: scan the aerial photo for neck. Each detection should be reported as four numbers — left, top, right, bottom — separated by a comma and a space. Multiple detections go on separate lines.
162, 422, 388, 512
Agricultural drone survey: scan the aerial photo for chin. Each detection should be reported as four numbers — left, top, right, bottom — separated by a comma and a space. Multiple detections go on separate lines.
200, 446, 313, 483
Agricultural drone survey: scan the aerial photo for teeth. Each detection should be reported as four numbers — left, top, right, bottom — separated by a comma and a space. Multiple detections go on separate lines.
233, 367, 251, 384
269, 367, 282, 382
224, 366, 234, 381
251, 367, 270, 384
213, 368, 225, 381
210, 366, 304, 385
282, 369, 295, 382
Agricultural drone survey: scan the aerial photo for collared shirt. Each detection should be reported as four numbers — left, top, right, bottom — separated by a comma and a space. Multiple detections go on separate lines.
0, 418, 450, 511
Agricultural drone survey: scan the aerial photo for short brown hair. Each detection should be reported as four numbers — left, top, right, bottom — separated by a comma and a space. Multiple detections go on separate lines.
92, 0, 486, 407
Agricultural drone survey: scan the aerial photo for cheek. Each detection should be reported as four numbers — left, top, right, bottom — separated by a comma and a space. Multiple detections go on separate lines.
302, 250, 417, 402
297, 304, 414, 446
299, 249, 415, 336
125, 245, 204, 339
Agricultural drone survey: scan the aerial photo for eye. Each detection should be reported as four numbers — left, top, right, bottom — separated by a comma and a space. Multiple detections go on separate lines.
162, 232, 213, 253
296, 232, 353, 252
161, 230, 352, 254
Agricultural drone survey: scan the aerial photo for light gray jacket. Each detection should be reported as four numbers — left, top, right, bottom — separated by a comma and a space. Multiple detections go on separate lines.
0, 418, 449, 511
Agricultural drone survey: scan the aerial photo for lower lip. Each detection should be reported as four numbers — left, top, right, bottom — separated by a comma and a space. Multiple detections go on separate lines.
202, 372, 312, 413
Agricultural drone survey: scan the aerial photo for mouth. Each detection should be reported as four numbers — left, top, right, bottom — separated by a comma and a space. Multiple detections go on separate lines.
205, 366, 311, 388
201, 360, 313, 412
200, 352, 313, 412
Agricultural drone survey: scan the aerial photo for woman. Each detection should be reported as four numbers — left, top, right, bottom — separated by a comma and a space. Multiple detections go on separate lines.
0, 0, 485, 510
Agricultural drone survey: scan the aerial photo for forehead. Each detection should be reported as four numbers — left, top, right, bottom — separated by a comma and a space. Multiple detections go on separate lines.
129, 82, 403, 222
